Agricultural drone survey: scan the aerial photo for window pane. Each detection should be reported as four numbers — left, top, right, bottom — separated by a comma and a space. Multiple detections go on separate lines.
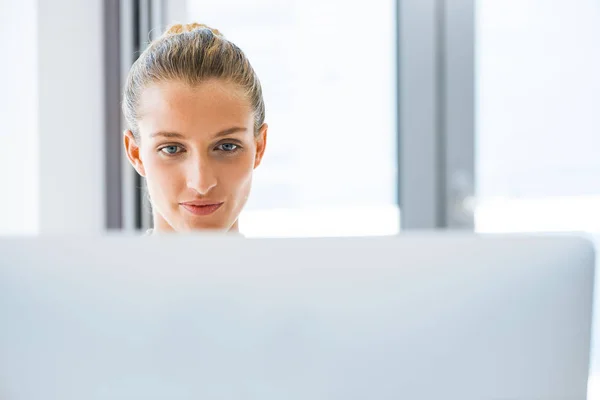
475, 1, 600, 397
476, 0, 600, 203
186, 0, 398, 237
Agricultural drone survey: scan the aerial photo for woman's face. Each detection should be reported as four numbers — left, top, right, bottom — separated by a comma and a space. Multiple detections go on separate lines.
124, 79, 267, 232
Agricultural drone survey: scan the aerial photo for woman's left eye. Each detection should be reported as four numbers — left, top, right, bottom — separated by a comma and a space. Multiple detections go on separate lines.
217, 143, 239, 152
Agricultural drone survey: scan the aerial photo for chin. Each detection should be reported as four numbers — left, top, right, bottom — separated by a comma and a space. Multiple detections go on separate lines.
182, 219, 230, 232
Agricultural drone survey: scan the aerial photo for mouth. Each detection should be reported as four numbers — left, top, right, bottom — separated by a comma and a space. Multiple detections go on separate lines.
179, 202, 224, 216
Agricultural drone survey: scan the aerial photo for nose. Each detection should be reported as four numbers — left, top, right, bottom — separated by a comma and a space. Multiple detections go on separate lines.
186, 156, 217, 195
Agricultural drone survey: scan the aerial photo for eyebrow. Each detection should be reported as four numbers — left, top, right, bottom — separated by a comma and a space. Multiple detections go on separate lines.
150, 127, 247, 139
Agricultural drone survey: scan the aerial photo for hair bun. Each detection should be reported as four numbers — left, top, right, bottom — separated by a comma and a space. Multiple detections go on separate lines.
163, 22, 223, 38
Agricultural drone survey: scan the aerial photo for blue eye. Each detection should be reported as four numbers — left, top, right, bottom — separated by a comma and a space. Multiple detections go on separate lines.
217, 143, 239, 152
160, 145, 182, 155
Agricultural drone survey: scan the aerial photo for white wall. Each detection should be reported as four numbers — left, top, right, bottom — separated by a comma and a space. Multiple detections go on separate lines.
165, 0, 188, 24
37, 0, 105, 234
0, 0, 105, 235
0, 0, 38, 234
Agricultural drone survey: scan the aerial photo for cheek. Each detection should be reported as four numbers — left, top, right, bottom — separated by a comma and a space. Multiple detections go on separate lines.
220, 153, 255, 195
141, 151, 184, 199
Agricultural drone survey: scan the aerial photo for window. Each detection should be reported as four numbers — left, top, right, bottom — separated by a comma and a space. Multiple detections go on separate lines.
475, 0, 600, 234
474, 1, 600, 396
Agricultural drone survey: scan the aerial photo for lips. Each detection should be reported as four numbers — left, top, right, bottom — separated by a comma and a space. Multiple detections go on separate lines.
180, 202, 224, 216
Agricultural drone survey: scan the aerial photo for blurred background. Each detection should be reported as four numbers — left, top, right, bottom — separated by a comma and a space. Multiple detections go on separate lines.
1, 0, 600, 395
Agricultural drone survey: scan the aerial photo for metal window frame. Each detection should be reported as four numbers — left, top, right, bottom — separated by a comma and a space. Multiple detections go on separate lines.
398, 0, 475, 230
104, 0, 123, 231
442, 0, 475, 230
397, 0, 443, 230
105, 0, 164, 232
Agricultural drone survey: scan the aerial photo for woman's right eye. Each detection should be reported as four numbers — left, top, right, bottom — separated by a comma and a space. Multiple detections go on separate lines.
159, 145, 183, 155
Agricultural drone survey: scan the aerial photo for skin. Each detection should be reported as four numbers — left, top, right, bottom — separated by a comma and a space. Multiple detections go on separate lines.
124, 79, 267, 233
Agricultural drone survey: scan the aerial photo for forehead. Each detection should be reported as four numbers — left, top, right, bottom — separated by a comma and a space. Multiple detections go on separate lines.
137, 79, 253, 138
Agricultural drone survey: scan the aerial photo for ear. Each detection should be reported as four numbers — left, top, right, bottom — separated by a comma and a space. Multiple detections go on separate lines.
253, 123, 268, 169
123, 130, 146, 177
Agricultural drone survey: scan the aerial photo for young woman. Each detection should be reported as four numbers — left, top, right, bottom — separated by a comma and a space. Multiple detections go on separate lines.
122, 23, 267, 234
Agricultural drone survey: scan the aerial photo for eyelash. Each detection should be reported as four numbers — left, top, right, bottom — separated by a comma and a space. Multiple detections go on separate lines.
158, 145, 184, 156
157, 143, 241, 156
216, 143, 241, 153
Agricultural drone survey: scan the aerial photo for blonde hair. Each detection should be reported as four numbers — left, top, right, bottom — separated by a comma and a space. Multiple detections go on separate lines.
123, 23, 265, 140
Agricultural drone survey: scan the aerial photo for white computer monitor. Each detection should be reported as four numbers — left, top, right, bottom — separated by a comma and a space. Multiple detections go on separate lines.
0, 233, 594, 399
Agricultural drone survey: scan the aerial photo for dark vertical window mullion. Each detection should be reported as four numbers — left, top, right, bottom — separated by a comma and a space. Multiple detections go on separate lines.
132, 0, 143, 230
